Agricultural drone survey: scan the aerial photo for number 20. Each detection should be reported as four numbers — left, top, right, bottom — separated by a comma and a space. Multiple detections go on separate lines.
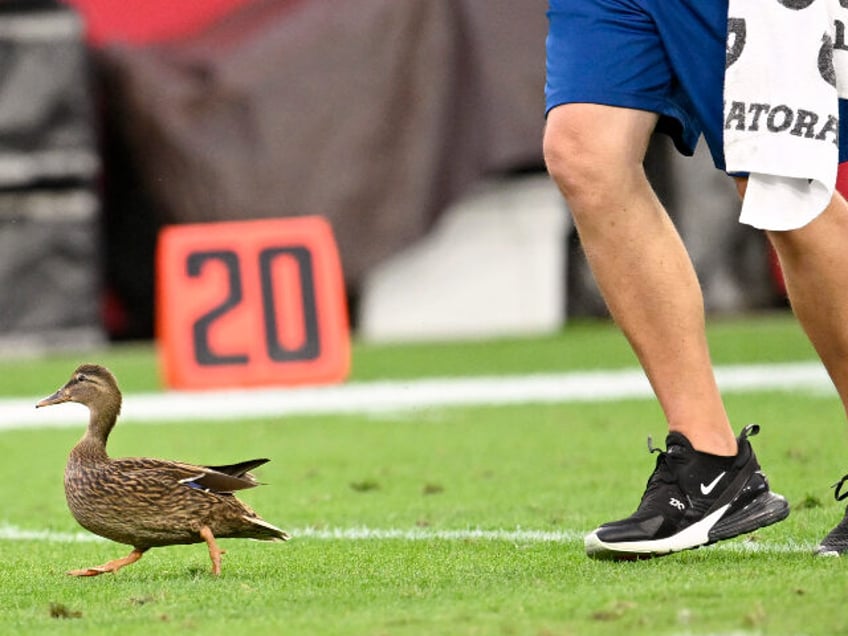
186, 247, 320, 366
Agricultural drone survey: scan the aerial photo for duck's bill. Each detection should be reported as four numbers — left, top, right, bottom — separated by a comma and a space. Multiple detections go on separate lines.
36, 389, 70, 408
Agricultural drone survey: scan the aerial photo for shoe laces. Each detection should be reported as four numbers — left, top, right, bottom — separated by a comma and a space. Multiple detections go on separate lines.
831, 474, 848, 502
645, 436, 688, 485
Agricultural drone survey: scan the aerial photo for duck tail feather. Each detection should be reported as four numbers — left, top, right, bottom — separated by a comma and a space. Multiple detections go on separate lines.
244, 515, 290, 541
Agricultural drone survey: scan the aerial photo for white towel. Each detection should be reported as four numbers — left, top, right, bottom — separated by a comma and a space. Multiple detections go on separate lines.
724, 0, 848, 230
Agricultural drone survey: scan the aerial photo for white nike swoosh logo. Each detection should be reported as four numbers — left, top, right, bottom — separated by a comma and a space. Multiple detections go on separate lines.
700, 471, 727, 495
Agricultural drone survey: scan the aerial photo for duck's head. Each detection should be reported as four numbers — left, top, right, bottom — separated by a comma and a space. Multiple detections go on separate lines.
37, 364, 122, 416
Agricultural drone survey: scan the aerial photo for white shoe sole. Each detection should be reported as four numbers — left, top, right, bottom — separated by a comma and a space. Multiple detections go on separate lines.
584, 505, 730, 559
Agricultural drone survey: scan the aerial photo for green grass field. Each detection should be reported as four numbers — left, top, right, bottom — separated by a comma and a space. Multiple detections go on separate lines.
1, 312, 847, 635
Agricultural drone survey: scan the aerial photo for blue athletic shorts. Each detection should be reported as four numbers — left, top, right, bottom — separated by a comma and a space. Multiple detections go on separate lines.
544, 0, 848, 170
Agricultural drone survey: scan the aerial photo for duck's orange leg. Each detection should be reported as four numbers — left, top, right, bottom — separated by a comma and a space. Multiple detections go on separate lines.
67, 548, 147, 577
199, 526, 226, 575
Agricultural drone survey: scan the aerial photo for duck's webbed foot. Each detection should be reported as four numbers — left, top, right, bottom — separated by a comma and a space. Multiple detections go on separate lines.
67, 547, 147, 576
199, 526, 226, 575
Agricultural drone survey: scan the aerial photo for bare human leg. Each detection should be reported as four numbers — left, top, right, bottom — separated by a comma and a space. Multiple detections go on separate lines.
762, 183, 848, 556
544, 103, 736, 455
766, 190, 848, 415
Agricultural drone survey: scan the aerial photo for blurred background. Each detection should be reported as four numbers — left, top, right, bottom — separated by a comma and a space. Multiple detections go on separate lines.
0, 0, 786, 355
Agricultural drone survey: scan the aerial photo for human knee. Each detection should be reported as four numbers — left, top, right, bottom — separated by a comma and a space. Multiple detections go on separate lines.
543, 123, 615, 207
544, 105, 654, 212
766, 193, 848, 259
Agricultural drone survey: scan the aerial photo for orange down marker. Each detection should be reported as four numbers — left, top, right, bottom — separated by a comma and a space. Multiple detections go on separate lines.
156, 217, 350, 390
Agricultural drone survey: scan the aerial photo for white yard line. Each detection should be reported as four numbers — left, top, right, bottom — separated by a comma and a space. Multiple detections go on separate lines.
0, 522, 814, 554
0, 524, 100, 543
0, 361, 834, 432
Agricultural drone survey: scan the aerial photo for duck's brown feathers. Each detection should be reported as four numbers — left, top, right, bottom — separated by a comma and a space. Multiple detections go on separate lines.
64, 454, 285, 548
37, 364, 289, 574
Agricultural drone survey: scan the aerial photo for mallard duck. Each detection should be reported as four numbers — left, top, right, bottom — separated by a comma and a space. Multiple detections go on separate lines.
36, 363, 290, 576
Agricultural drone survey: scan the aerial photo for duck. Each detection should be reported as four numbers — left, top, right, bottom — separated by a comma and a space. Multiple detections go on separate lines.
36, 363, 290, 576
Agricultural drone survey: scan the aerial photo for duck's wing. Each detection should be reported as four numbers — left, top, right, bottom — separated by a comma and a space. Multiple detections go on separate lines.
112, 458, 265, 494
172, 460, 268, 493
202, 458, 270, 480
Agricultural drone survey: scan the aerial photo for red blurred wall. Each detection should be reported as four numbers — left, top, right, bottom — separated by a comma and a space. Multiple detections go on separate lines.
63, 0, 252, 45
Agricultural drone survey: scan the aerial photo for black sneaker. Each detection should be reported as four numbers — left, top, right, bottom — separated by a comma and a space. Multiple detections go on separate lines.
815, 474, 848, 556
584, 424, 789, 559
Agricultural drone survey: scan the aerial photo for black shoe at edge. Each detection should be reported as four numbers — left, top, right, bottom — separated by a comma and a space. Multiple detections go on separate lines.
816, 474, 848, 556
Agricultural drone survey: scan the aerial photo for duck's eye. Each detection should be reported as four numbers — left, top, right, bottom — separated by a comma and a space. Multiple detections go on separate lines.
75, 374, 88, 383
